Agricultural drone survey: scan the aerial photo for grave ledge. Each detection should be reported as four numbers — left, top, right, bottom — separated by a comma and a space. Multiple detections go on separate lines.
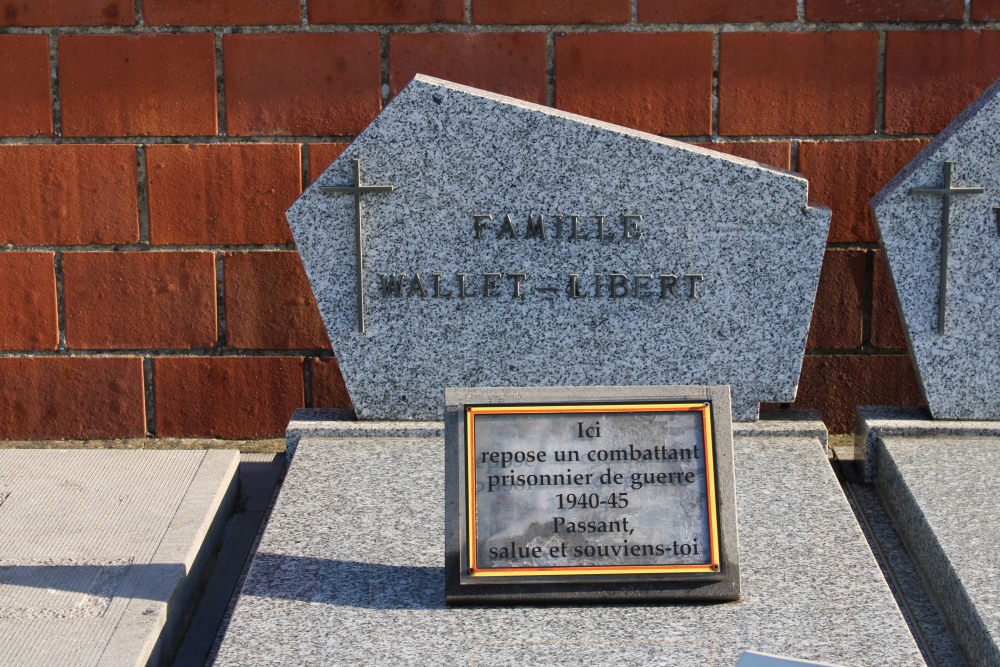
858, 409, 1000, 667
285, 408, 829, 461
856, 406, 1000, 483
214, 419, 923, 666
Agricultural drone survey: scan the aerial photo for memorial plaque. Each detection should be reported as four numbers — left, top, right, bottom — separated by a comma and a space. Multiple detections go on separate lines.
444, 385, 739, 604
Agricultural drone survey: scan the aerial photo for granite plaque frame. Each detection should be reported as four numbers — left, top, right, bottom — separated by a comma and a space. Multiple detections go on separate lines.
444, 385, 740, 604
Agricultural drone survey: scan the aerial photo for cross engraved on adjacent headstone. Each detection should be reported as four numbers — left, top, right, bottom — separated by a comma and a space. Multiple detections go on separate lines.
320, 158, 394, 334
908, 160, 984, 335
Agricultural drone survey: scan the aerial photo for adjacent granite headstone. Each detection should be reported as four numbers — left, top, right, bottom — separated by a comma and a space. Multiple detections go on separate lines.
287, 75, 830, 421
443, 385, 739, 604
861, 78, 1000, 665
872, 77, 1000, 419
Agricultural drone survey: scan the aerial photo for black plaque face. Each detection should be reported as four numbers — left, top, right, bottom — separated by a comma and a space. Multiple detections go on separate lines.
444, 386, 740, 604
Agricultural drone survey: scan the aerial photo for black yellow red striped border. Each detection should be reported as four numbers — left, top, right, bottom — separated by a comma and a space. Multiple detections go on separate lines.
464, 401, 721, 578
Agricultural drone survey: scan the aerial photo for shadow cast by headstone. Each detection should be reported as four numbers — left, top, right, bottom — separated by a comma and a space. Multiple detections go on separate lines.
234, 456, 286, 513
242, 553, 446, 610
0, 562, 187, 604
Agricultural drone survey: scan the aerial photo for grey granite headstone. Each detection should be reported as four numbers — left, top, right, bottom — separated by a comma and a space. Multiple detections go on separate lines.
864, 78, 1000, 662
872, 77, 1000, 419
287, 75, 830, 421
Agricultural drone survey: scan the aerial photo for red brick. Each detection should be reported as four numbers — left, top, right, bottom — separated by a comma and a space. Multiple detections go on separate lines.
694, 141, 791, 170
1, 0, 133, 25
0, 357, 145, 439
0, 252, 57, 350
0, 145, 138, 245
307, 143, 348, 185
311, 357, 352, 408
154, 357, 303, 438
556, 33, 713, 135
63, 252, 216, 349
224, 252, 330, 350
473, 0, 628, 23
973, 0, 1000, 19
312, 0, 463, 23
790, 354, 923, 433
807, 250, 866, 350
639, 0, 795, 22
885, 31, 1000, 134
225, 34, 380, 136
147, 143, 300, 245
145, 0, 298, 25
807, 0, 962, 21
59, 34, 216, 137
719, 32, 878, 136
871, 251, 908, 349
0, 35, 52, 136
798, 140, 928, 243
390, 33, 547, 103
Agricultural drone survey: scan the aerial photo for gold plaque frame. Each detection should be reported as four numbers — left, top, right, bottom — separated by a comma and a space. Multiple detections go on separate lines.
464, 401, 722, 579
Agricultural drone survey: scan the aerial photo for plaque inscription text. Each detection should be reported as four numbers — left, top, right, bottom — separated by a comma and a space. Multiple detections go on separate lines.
464, 402, 721, 579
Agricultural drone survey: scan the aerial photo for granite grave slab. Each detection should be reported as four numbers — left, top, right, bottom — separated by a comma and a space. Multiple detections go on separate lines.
872, 77, 1000, 419
858, 408, 1000, 666
869, 426, 1000, 666
837, 463, 965, 667
287, 75, 830, 422
214, 416, 924, 666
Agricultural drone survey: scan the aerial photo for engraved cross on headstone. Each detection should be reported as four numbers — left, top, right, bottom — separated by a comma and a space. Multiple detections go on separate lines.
908, 160, 984, 335
320, 158, 394, 334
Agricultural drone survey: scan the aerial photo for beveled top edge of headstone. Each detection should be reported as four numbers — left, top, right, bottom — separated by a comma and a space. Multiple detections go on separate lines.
407, 75, 808, 187
871, 75, 1000, 210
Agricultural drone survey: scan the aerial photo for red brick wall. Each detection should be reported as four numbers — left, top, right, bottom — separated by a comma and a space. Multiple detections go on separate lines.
2, 1, 992, 437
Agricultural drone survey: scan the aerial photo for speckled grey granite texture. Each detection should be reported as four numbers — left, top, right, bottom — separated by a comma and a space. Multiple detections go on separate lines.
214, 423, 923, 666
283, 408, 822, 461
871, 77, 1000, 419
876, 434, 1000, 666
841, 479, 965, 667
734, 409, 828, 451
0, 450, 238, 667
287, 75, 830, 422
285, 408, 443, 460
856, 406, 1000, 482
